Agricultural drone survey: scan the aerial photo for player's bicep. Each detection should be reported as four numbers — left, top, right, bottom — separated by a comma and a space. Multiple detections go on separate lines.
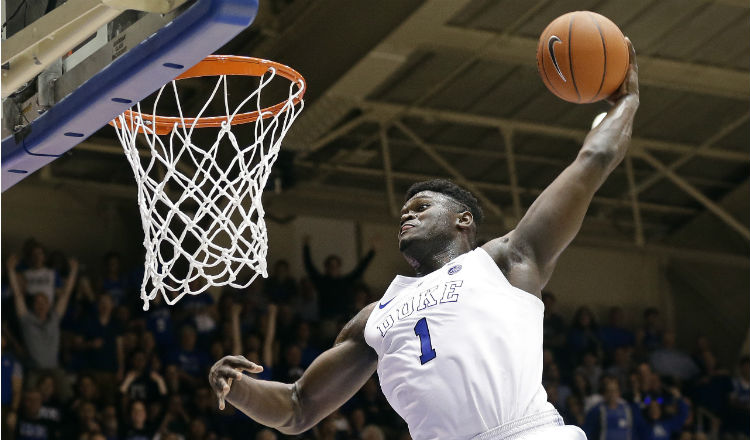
291, 304, 378, 431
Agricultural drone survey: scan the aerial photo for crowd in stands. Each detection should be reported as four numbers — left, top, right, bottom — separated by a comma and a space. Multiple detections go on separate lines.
1, 237, 749, 440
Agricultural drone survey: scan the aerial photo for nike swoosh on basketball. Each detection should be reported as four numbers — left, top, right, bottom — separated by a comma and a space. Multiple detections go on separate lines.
379, 298, 395, 309
547, 35, 567, 82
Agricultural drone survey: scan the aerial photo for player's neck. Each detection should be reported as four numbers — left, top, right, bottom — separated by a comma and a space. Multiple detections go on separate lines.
406, 241, 470, 276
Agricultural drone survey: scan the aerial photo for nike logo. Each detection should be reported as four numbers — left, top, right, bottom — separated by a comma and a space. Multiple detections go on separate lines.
379, 298, 394, 309
547, 35, 566, 82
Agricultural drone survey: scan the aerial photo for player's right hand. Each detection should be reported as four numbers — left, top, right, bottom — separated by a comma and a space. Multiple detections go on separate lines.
208, 355, 263, 410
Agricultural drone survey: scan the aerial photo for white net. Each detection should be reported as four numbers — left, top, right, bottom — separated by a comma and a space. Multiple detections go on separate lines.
113, 62, 304, 310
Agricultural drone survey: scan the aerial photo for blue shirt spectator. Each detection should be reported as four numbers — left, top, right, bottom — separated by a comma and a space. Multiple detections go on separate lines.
644, 395, 689, 440
584, 377, 648, 440
600, 306, 635, 356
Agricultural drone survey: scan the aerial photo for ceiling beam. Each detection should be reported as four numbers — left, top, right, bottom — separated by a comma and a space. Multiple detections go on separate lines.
393, 120, 505, 218
420, 27, 748, 99
295, 160, 697, 217
268, 184, 750, 268
637, 150, 750, 242
361, 101, 750, 163
631, 112, 750, 196
288, 0, 749, 150
330, 133, 738, 190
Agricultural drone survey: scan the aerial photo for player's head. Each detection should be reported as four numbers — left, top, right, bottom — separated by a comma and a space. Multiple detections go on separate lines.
399, 180, 483, 253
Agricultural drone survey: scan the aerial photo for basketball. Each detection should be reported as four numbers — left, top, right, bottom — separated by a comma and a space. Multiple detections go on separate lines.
536, 11, 629, 104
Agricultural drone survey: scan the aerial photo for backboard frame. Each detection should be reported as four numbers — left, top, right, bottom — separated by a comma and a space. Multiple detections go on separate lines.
1, 0, 259, 191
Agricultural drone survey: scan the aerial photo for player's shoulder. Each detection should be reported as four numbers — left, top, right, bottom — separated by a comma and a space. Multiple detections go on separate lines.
334, 302, 377, 346
481, 231, 544, 295
481, 230, 525, 271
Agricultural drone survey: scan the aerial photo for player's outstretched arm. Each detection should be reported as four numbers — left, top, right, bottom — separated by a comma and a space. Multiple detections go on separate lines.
484, 39, 639, 293
209, 303, 378, 435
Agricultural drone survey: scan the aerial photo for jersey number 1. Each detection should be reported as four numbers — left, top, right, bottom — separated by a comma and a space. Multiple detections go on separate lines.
413, 317, 437, 364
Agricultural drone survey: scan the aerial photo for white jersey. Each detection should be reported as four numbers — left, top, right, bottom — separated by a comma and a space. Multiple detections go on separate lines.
364, 247, 556, 440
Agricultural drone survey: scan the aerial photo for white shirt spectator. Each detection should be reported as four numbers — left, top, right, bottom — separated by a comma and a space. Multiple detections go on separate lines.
22, 267, 59, 302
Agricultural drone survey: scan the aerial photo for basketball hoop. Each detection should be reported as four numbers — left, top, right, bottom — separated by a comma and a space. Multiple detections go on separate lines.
111, 55, 305, 310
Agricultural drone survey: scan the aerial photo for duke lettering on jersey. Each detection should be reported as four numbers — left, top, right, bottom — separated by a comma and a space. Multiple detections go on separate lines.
364, 248, 556, 440
376, 281, 463, 337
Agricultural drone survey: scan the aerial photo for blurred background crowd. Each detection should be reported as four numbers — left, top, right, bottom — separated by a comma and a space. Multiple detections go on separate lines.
1, 237, 748, 440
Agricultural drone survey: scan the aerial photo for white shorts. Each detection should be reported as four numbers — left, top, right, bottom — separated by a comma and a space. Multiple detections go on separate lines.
515, 425, 587, 440
471, 409, 587, 440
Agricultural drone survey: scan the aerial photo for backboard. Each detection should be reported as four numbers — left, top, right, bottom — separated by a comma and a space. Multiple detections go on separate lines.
1, 0, 259, 191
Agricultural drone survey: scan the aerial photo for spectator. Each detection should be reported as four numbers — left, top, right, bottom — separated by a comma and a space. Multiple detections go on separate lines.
291, 277, 319, 322
293, 321, 321, 368
302, 235, 376, 323
36, 374, 63, 428
145, 293, 176, 350
600, 306, 635, 357
583, 376, 649, 440
70, 374, 101, 413
348, 407, 367, 438
639, 308, 663, 353
78, 293, 125, 402
158, 394, 190, 436
174, 281, 218, 350
2, 336, 24, 437
168, 325, 210, 388
691, 350, 732, 418
727, 356, 750, 437
265, 260, 297, 304
575, 351, 603, 393
649, 331, 700, 381
19, 243, 60, 303
572, 372, 593, 410
605, 346, 635, 392
543, 361, 571, 412
361, 424, 386, 440
121, 400, 154, 440
232, 303, 276, 381
98, 252, 129, 306
644, 388, 690, 440
256, 428, 277, 440
15, 390, 55, 440
186, 417, 211, 440
563, 395, 586, 427
542, 292, 567, 360
7, 254, 78, 401
567, 307, 603, 365
275, 344, 305, 383
119, 350, 168, 408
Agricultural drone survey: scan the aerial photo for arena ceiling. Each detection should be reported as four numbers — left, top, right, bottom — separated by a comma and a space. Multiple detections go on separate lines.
28, 0, 750, 265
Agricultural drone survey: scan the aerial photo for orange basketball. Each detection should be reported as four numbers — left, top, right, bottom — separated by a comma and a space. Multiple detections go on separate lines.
536, 11, 629, 104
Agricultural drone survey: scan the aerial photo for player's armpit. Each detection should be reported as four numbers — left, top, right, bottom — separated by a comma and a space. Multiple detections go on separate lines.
222, 303, 378, 435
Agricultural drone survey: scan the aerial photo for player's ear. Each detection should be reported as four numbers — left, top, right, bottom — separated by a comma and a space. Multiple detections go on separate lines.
456, 211, 474, 230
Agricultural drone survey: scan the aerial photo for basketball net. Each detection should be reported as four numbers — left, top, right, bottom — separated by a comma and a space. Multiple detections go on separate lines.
112, 56, 305, 310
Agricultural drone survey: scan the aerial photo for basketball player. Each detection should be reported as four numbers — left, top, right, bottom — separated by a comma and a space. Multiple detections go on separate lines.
209, 40, 639, 440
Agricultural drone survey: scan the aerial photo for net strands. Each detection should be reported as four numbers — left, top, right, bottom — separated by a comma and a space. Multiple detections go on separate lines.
113, 65, 304, 310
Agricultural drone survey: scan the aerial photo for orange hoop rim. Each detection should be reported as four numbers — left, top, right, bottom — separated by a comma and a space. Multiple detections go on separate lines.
111, 55, 306, 135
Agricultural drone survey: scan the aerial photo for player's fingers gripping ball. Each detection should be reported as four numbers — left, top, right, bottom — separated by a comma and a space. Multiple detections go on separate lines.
536, 11, 629, 104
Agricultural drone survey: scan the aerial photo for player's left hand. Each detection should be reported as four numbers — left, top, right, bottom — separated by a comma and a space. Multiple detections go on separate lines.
208, 355, 263, 410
